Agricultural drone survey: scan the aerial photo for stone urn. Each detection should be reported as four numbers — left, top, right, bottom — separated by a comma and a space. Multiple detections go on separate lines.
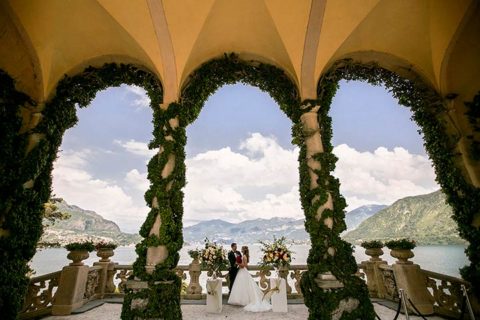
187, 257, 202, 294
96, 248, 115, 262
365, 248, 384, 262
67, 250, 90, 266
390, 248, 414, 264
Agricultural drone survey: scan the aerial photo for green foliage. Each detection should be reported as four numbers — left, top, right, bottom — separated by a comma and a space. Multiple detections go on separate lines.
95, 241, 118, 250
361, 240, 384, 249
64, 241, 95, 252
187, 248, 201, 260
385, 239, 416, 250
43, 199, 71, 227
464, 92, 480, 161
0, 64, 163, 319
0, 70, 41, 320
312, 59, 480, 300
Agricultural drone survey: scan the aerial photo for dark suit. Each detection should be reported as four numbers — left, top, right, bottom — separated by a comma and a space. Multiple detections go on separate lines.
228, 250, 242, 292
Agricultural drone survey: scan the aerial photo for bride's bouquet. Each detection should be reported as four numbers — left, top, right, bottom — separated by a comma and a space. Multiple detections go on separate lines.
200, 238, 229, 278
259, 236, 293, 271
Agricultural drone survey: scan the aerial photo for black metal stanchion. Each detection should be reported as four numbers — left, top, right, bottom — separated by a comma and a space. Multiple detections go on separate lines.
399, 289, 410, 320
392, 292, 403, 320
461, 284, 476, 320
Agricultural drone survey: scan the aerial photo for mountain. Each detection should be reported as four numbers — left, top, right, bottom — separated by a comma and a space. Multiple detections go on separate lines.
342, 190, 466, 245
344, 204, 387, 231
40, 198, 141, 246
183, 217, 309, 244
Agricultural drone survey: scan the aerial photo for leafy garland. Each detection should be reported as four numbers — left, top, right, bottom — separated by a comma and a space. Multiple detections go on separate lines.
0, 70, 41, 319
464, 92, 480, 161
1, 55, 478, 320
123, 53, 301, 319
0, 64, 163, 319
310, 59, 480, 301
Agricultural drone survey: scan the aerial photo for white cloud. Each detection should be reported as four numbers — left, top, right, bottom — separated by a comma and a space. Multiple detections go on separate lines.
184, 133, 302, 222
125, 169, 150, 192
332, 144, 439, 209
184, 134, 439, 222
125, 85, 150, 109
53, 134, 439, 232
114, 139, 157, 158
52, 149, 149, 233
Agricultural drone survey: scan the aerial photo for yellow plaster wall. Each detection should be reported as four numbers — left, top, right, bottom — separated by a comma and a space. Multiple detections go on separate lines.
316, 0, 436, 89
179, 0, 296, 89
8, 0, 159, 101
0, 5, 40, 100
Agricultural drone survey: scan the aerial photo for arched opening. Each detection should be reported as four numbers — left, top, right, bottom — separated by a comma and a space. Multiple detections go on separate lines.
31, 83, 155, 273
315, 58, 480, 304
0, 64, 163, 318
180, 82, 305, 294
329, 79, 467, 276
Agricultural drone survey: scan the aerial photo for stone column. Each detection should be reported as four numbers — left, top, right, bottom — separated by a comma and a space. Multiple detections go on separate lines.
300, 104, 339, 287
52, 265, 89, 315
145, 116, 178, 273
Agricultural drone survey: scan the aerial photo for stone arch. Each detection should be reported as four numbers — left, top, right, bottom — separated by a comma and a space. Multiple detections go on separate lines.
122, 53, 376, 319
315, 58, 480, 300
0, 63, 163, 318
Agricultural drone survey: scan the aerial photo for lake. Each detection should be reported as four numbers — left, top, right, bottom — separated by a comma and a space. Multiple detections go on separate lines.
31, 244, 468, 278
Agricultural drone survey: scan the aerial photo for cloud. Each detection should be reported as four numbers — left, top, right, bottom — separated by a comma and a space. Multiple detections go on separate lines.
184, 133, 302, 222
332, 144, 438, 209
125, 85, 150, 109
114, 139, 157, 158
53, 134, 439, 232
52, 149, 149, 233
125, 169, 150, 193
184, 134, 439, 222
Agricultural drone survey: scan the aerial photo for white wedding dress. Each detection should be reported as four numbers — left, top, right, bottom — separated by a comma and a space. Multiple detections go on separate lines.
228, 258, 272, 312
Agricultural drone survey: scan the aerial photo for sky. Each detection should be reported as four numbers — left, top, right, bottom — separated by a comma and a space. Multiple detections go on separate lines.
52, 81, 439, 233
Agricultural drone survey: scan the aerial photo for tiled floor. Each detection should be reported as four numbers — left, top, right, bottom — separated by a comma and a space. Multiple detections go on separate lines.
43, 302, 447, 320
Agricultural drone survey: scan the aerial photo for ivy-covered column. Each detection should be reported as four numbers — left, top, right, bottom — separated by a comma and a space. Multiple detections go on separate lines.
122, 102, 185, 320
298, 99, 375, 320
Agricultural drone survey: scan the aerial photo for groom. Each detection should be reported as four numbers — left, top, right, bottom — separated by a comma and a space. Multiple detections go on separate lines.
228, 242, 242, 292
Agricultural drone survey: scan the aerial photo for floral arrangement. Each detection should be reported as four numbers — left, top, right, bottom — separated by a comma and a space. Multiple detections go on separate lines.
259, 236, 293, 270
95, 241, 118, 250
360, 240, 384, 249
200, 239, 229, 275
65, 241, 95, 252
385, 238, 416, 250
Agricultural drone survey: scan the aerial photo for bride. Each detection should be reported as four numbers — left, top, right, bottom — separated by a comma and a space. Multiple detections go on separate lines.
228, 246, 272, 312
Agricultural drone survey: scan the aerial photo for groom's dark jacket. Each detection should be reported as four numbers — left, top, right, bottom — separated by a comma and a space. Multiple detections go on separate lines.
228, 250, 242, 290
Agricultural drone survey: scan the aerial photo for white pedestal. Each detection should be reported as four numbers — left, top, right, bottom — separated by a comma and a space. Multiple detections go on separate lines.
206, 279, 222, 313
270, 278, 288, 313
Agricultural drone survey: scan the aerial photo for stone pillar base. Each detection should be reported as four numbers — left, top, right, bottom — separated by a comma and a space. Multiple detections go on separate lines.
393, 264, 434, 315
315, 272, 344, 289
52, 265, 89, 315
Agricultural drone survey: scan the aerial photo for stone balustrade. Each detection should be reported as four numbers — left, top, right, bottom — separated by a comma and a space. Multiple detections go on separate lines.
19, 247, 479, 319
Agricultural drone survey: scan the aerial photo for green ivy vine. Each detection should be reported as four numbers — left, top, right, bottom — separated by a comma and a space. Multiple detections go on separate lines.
311, 59, 480, 302
0, 64, 163, 320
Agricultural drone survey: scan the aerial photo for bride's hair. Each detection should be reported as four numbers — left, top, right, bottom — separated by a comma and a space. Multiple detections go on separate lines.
241, 246, 249, 263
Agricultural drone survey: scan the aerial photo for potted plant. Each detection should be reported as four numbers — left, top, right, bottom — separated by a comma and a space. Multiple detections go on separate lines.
187, 248, 203, 294
385, 238, 416, 264
361, 240, 384, 262
95, 241, 118, 262
65, 241, 95, 266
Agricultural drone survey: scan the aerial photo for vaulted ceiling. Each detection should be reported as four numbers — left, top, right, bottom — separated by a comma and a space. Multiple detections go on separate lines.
1, 0, 478, 103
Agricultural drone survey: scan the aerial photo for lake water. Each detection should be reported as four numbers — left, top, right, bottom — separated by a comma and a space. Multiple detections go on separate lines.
31, 244, 468, 278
